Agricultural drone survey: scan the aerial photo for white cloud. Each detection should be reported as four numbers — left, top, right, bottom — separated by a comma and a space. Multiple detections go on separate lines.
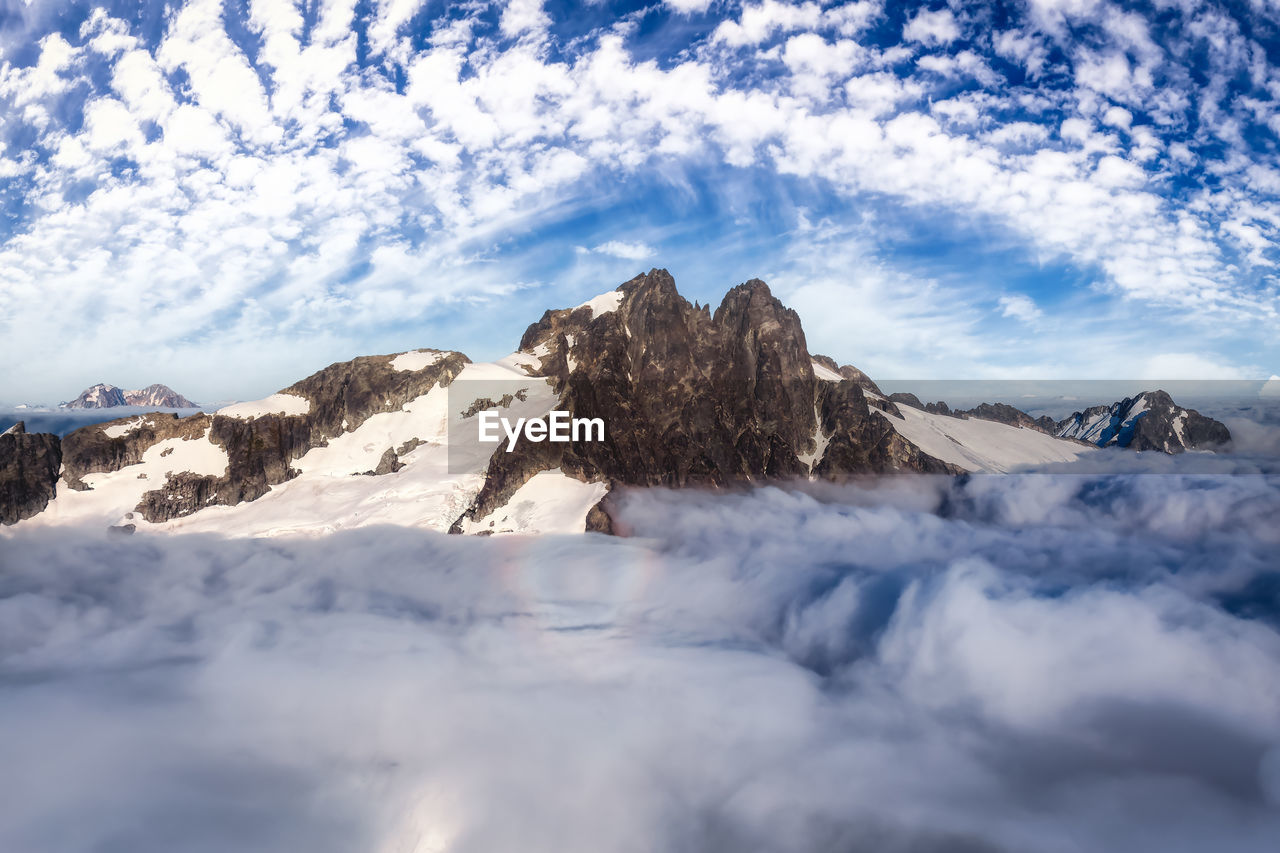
500, 0, 551, 39
664, 0, 715, 12
3, 465, 1280, 849
998, 293, 1043, 323
1140, 352, 1249, 379
903, 9, 961, 47
580, 240, 657, 260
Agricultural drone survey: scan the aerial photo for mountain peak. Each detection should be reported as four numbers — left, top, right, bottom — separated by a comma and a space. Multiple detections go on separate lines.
63, 382, 198, 409
1056, 389, 1229, 451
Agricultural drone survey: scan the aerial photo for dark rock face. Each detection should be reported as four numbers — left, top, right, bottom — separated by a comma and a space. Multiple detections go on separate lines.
812, 355, 884, 396
1034, 415, 1058, 432
956, 402, 1051, 433
454, 270, 958, 529
61, 413, 212, 490
888, 392, 924, 409
887, 393, 952, 416
362, 448, 404, 476
811, 381, 955, 478
1056, 390, 1230, 452
0, 422, 62, 525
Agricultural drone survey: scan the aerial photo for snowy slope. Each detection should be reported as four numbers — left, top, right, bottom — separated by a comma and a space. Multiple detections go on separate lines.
574, 289, 624, 318
20, 428, 229, 530
885, 403, 1094, 473
217, 393, 311, 419
154, 353, 596, 538
456, 469, 610, 535
6, 348, 611, 539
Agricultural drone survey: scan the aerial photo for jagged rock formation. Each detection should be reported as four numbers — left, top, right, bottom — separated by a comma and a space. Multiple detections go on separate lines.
956, 402, 1055, 434
887, 393, 952, 416
812, 354, 882, 395
1056, 390, 1230, 452
453, 270, 957, 530
0, 422, 62, 524
64, 382, 199, 409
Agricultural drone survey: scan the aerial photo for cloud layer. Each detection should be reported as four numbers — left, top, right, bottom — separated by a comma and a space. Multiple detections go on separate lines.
2, 457, 1278, 851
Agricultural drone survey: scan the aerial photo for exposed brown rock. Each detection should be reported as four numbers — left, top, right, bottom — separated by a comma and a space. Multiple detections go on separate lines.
454, 270, 958, 529
0, 423, 62, 525
61, 412, 212, 490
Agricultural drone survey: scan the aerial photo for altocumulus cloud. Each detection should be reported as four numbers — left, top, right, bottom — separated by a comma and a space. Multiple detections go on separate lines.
2, 461, 1279, 852
3, 0, 1280, 400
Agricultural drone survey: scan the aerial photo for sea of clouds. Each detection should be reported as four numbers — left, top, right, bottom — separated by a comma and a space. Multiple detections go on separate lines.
2, 444, 1279, 851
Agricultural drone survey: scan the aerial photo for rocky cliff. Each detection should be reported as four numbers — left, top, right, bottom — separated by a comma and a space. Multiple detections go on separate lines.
0, 423, 62, 524
453, 270, 956, 530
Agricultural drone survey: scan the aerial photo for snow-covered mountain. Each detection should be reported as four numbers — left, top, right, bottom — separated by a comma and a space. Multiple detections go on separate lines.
63, 382, 198, 409
0, 270, 1231, 535
63, 383, 128, 409
124, 384, 199, 408
1054, 390, 1230, 452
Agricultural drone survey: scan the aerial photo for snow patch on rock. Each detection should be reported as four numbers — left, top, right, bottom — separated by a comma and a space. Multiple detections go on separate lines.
886, 405, 1093, 473
458, 469, 609, 536
574, 290, 624, 318
217, 393, 311, 419
390, 350, 447, 372
102, 417, 147, 439
811, 361, 843, 382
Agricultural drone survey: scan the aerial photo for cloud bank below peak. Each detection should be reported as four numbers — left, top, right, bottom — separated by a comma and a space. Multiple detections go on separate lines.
2, 458, 1279, 851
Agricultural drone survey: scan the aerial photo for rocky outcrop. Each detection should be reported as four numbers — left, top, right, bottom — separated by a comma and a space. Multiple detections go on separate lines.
1055, 390, 1230, 452
0, 422, 62, 524
887, 393, 953, 416
61, 412, 212, 490
956, 402, 1051, 433
453, 270, 958, 530
813, 354, 884, 396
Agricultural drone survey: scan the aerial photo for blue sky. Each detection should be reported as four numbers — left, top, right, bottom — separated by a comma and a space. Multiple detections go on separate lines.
1, 0, 1278, 404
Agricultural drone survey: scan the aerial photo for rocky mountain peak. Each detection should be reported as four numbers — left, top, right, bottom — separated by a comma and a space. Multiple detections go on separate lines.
1055, 389, 1229, 451
125, 384, 199, 408
65, 383, 128, 409
455, 272, 956, 530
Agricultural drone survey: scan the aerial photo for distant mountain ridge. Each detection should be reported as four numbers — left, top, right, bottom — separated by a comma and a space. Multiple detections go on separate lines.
882, 390, 1228, 453
1054, 390, 1230, 452
0, 269, 1235, 533
64, 383, 199, 409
